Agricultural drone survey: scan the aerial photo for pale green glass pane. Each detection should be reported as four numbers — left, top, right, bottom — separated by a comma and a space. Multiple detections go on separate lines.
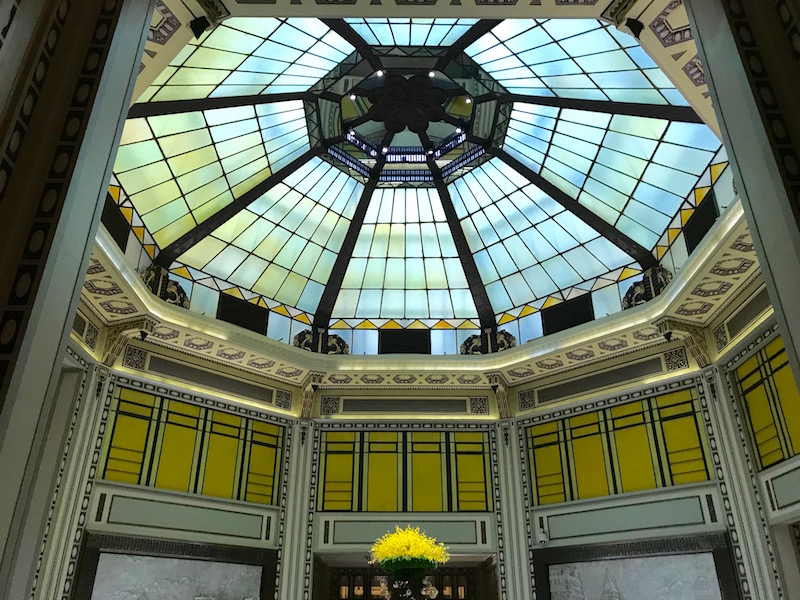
145, 198, 189, 232
253, 227, 292, 261
342, 258, 367, 288
177, 162, 223, 194
193, 192, 232, 224
216, 131, 263, 159
357, 290, 382, 317
332, 289, 360, 318
178, 236, 229, 270
114, 140, 163, 173
185, 177, 229, 210
117, 161, 173, 195
152, 85, 218, 102
293, 243, 323, 278
444, 259, 468, 288
213, 211, 259, 243
119, 118, 153, 145
384, 259, 405, 289
406, 259, 426, 289
233, 218, 275, 252
167, 146, 217, 177
158, 129, 213, 158
205, 245, 249, 279
405, 290, 428, 319
274, 235, 306, 269
167, 68, 230, 86
353, 225, 374, 257
184, 47, 246, 71
381, 290, 404, 318
364, 258, 386, 288
275, 273, 307, 305
451, 290, 478, 318
152, 214, 196, 249
253, 263, 290, 296
230, 255, 269, 289
424, 258, 447, 288
388, 224, 406, 257
370, 224, 390, 258
311, 250, 337, 283
131, 180, 182, 215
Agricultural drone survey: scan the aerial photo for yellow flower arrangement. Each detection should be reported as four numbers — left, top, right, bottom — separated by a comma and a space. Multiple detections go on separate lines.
370, 526, 450, 573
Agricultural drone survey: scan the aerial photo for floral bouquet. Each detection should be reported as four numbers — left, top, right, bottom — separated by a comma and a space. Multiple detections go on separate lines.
370, 525, 450, 576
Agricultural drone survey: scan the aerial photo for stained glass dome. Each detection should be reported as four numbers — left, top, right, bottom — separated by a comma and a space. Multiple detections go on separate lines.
111, 17, 727, 354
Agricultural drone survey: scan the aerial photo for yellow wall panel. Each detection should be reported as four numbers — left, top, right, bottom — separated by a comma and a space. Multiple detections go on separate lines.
456, 454, 486, 510
102, 389, 284, 506
203, 434, 239, 499
247, 443, 277, 504
411, 453, 443, 512
323, 453, 354, 510
104, 414, 149, 483
571, 435, 609, 499
367, 453, 398, 511
533, 445, 564, 504
773, 366, 800, 453
155, 423, 196, 492
614, 426, 656, 492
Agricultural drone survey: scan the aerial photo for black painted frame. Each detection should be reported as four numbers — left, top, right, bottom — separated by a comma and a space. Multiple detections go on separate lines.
71, 533, 279, 600
533, 533, 740, 600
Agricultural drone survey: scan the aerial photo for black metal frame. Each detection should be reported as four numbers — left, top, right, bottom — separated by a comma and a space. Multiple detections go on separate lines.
533, 533, 740, 600
71, 533, 278, 600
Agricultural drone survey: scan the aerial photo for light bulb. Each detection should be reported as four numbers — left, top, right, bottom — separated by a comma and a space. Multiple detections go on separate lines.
376, 70, 384, 77
455, 127, 462, 134
381, 147, 388, 154
349, 93, 356, 100
465, 97, 472, 104
427, 149, 434, 155
428, 71, 435, 78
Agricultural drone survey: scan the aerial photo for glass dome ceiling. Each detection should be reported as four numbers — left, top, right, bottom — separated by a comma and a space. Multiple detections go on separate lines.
112, 17, 725, 350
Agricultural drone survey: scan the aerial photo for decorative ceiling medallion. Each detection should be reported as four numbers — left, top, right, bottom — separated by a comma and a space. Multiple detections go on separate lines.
710, 257, 755, 276
598, 337, 628, 351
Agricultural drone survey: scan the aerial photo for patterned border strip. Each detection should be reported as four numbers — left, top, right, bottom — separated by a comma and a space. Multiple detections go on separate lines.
29, 346, 89, 600
1, 0, 123, 401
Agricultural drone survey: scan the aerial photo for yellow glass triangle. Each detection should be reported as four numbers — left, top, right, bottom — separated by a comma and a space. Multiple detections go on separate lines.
272, 305, 291, 317
248, 297, 260, 305
618, 267, 641, 281
710, 162, 728, 183
108, 186, 121, 202
656, 245, 668, 260
170, 266, 192, 280
681, 208, 695, 225
257, 298, 268, 308
498, 313, 516, 325
458, 320, 479, 329
433, 320, 454, 329
407, 320, 428, 329
519, 305, 537, 317
694, 187, 710, 204
542, 296, 562, 309
295, 313, 311, 325
223, 287, 244, 299
668, 228, 681, 244
120, 207, 133, 223
356, 320, 376, 329
144, 245, 155, 259
330, 319, 350, 329
133, 226, 145, 242
382, 320, 404, 329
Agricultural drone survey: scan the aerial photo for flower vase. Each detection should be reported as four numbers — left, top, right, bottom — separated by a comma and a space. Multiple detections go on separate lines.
388, 569, 427, 600
382, 559, 436, 600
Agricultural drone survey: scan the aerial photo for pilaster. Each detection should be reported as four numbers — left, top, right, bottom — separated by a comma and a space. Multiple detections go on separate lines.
0, 0, 153, 591
495, 420, 531, 600
686, 0, 800, 384
701, 366, 784, 599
